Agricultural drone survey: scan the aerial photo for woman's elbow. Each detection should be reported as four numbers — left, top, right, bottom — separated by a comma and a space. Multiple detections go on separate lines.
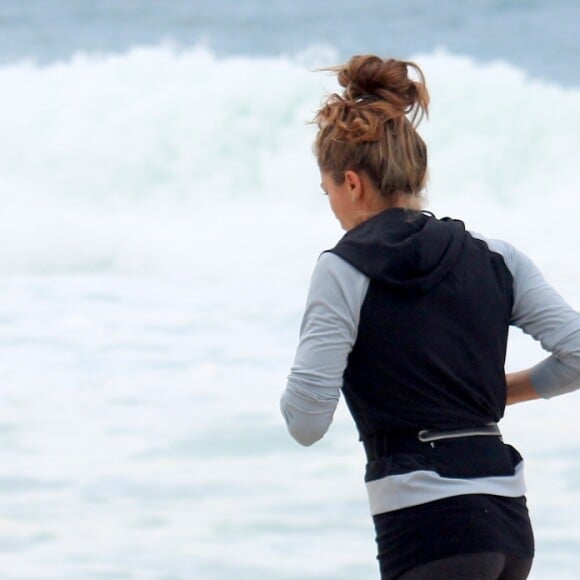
280, 387, 337, 446
287, 422, 328, 446
280, 398, 331, 446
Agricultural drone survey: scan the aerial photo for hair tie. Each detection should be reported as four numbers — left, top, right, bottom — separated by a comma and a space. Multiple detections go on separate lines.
355, 94, 381, 104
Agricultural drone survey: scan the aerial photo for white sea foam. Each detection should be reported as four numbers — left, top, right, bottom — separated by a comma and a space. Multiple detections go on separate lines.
0, 45, 578, 277
0, 46, 579, 579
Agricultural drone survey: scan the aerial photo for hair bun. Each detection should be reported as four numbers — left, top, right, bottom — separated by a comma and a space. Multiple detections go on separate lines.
333, 55, 429, 126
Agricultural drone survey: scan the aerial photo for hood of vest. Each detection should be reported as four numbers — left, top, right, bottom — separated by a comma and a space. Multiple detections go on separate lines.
330, 208, 466, 294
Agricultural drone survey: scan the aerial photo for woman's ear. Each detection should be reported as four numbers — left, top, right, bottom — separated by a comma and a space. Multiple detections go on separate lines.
344, 170, 363, 202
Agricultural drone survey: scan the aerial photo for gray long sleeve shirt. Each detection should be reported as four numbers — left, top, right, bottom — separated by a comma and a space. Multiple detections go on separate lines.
281, 235, 580, 447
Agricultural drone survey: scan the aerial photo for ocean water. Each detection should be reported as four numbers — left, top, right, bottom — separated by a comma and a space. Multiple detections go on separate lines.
1, 2, 580, 579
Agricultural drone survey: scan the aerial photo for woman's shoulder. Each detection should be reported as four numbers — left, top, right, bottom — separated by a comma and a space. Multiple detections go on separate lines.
467, 231, 526, 276
316, 250, 367, 276
468, 231, 516, 256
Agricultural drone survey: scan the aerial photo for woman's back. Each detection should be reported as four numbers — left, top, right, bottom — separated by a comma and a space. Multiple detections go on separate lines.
331, 208, 512, 435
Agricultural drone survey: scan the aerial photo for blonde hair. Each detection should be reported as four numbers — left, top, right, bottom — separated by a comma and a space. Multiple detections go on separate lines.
314, 55, 430, 198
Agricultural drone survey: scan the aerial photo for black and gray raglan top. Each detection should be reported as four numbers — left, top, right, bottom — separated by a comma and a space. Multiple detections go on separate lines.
281, 208, 580, 514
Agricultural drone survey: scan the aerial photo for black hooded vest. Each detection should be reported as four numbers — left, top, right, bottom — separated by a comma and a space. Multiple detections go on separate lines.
329, 208, 514, 439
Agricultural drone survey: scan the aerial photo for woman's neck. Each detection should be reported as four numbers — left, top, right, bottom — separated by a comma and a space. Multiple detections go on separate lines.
354, 191, 422, 227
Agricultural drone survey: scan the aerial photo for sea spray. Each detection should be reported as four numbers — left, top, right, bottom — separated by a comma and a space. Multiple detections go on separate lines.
0, 45, 579, 580
0, 46, 578, 276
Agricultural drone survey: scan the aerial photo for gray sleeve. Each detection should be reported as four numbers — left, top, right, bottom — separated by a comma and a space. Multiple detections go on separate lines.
280, 252, 370, 446
474, 234, 580, 398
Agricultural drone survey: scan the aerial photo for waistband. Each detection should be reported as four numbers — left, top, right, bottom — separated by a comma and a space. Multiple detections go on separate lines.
363, 423, 502, 462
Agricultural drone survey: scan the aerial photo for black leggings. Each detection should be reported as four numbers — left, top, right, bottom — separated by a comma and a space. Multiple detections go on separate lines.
397, 552, 533, 580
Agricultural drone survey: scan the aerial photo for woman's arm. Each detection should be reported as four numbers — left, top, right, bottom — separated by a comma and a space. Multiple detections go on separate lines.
281, 252, 369, 446
479, 236, 580, 401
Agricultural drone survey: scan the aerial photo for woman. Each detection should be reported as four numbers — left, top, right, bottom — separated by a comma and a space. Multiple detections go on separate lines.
280, 55, 580, 579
